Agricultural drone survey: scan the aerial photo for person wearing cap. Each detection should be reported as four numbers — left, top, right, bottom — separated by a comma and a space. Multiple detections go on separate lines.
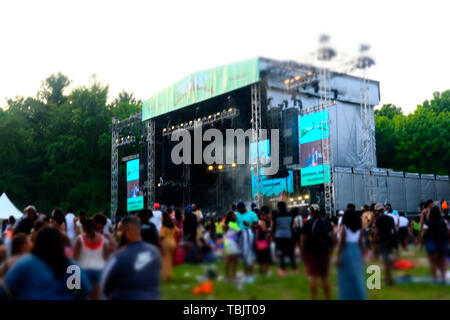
373, 203, 396, 286
236, 201, 259, 283
150, 203, 162, 231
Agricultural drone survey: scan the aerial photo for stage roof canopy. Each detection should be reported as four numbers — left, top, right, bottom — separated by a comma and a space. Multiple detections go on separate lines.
142, 58, 260, 121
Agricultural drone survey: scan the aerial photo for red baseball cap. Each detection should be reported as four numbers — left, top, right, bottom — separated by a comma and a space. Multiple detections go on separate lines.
153, 203, 160, 210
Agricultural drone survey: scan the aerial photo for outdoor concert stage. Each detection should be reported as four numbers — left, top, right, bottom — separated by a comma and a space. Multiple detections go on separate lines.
111, 57, 449, 217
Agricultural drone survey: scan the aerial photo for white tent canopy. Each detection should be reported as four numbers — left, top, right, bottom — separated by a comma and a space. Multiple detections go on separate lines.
0, 193, 24, 219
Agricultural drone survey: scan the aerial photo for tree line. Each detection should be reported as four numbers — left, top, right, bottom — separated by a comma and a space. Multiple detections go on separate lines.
0, 73, 448, 215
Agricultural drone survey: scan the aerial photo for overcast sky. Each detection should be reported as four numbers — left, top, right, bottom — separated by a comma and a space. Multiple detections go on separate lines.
0, 0, 449, 113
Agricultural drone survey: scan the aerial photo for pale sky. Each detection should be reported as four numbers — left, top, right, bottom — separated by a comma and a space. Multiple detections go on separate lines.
0, 0, 449, 113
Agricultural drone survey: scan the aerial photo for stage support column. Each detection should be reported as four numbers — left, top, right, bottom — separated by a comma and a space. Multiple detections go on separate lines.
251, 83, 262, 208
146, 119, 156, 208
111, 117, 119, 218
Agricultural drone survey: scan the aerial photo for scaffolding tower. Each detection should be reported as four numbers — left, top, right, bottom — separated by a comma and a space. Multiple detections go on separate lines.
251, 83, 262, 208
356, 44, 376, 204
317, 35, 337, 217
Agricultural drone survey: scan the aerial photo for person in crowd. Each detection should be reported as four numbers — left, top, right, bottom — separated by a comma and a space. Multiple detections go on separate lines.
93, 213, 117, 256
30, 220, 48, 244
159, 212, 179, 281
192, 203, 203, 223
151, 203, 162, 231
412, 216, 421, 247
255, 208, 271, 275
361, 205, 373, 250
0, 233, 32, 277
73, 218, 107, 300
336, 209, 367, 300
223, 211, 240, 282
236, 201, 259, 283
137, 209, 159, 247
398, 212, 410, 250
14, 205, 38, 235
0, 227, 91, 299
49, 209, 72, 257
301, 204, 335, 300
374, 203, 396, 286
385, 204, 400, 253
103, 213, 114, 237
214, 216, 224, 239
337, 210, 344, 230
420, 199, 434, 229
75, 211, 87, 236
183, 205, 200, 263
172, 208, 184, 245
292, 206, 304, 252
100, 216, 161, 299
273, 202, 297, 275
113, 209, 125, 232
441, 199, 448, 216
65, 206, 77, 245
2, 216, 16, 257
418, 200, 426, 214
422, 206, 449, 284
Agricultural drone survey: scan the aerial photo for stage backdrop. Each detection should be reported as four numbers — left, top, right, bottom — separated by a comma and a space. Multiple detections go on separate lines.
142, 58, 260, 121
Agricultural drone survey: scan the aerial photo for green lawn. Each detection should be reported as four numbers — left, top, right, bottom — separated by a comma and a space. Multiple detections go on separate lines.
161, 248, 450, 300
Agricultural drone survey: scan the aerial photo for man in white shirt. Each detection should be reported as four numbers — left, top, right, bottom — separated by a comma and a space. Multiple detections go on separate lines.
65, 207, 76, 244
150, 203, 162, 230
397, 212, 410, 250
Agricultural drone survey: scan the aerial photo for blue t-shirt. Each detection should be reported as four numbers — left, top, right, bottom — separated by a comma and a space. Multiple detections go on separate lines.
100, 241, 161, 300
0, 254, 92, 300
236, 210, 259, 230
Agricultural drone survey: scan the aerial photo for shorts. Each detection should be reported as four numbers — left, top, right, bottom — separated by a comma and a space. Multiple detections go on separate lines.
398, 227, 408, 241
84, 269, 102, 285
425, 240, 448, 255
304, 251, 331, 277
379, 242, 393, 265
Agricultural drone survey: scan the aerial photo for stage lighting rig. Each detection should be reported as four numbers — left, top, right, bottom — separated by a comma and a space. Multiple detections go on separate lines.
162, 107, 240, 136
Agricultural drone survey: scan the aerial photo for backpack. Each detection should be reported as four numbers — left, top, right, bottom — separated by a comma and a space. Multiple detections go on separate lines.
310, 217, 332, 251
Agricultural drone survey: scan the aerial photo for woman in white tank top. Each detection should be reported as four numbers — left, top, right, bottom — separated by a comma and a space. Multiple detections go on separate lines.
73, 218, 107, 300
336, 209, 367, 300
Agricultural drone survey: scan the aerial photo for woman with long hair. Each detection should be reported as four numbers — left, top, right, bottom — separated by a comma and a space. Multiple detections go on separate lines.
336, 209, 367, 300
159, 212, 179, 281
73, 218, 107, 299
0, 227, 91, 299
422, 206, 448, 283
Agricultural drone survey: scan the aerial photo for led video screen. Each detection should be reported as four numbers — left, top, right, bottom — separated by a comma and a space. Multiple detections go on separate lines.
126, 159, 144, 212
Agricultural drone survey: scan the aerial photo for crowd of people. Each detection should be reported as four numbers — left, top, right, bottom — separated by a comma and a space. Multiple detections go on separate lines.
0, 198, 448, 300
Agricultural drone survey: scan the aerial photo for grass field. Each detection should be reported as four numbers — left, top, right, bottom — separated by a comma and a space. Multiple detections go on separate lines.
161, 248, 450, 300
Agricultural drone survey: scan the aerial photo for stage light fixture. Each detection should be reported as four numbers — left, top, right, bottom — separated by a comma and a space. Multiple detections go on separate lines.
208, 165, 214, 171
197, 118, 201, 122
115, 138, 119, 143
208, 115, 212, 119
295, 75, 301, 81
307, 71, 314, 77
298, 196, 302, 200
218, 164, 223, 170
231, 163, 237, 168
180, 123, 184, 127
163, 128, 167, 132
284, 79, 290, 85
228, 108, 233, 112
189, 120, 193, 125
157, 183, 161, 187
171, 126, 175, 130
290, 198, 294, 202
289, 79, 295, 84
216, 112, 220, 116
304, 194, 310, 199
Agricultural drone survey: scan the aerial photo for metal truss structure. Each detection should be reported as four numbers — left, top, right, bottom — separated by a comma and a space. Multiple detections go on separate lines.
110, 112, 142, 217
145, 119, 156, 208
251, 83, 262, 208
